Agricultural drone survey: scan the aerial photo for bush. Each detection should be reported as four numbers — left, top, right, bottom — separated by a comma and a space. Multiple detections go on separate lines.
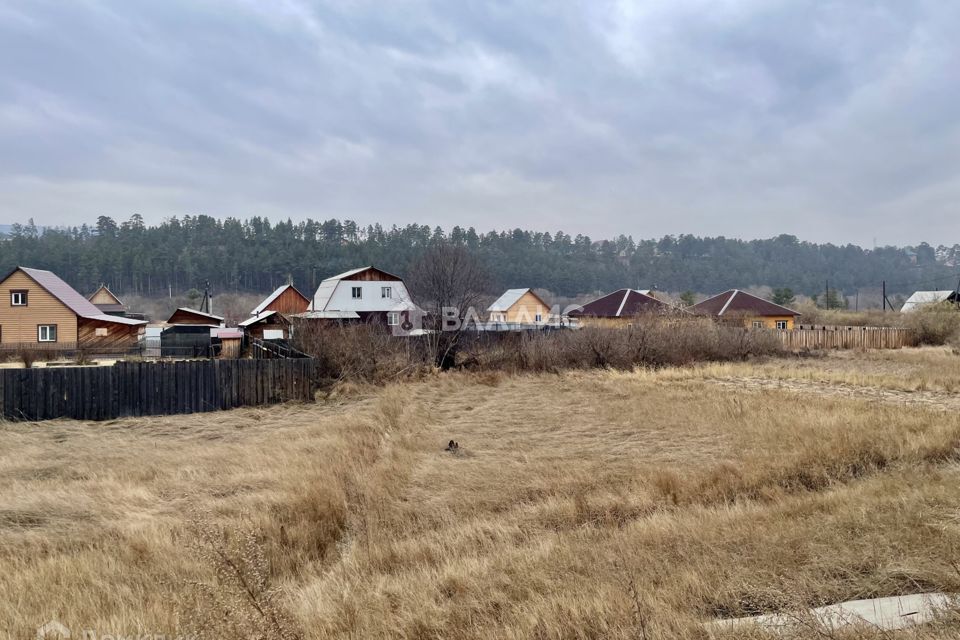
904, 307, 960, 346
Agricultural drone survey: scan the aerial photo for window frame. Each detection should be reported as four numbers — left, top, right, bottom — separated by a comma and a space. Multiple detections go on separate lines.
381, 286, 392, 299
10, 290, 28, 307
535, 313, 543, 323
351, 286, 362, 300
775, 320, 788, 330
752, 320, 764, 329
37, 324, 58, 343
386, 311, 400, 326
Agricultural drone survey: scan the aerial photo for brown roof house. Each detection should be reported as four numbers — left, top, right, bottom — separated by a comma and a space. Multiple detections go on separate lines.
240, 284, 311, 340
0, 266, 146, 352
567, 289, 669, 327
690, 289, 800, 330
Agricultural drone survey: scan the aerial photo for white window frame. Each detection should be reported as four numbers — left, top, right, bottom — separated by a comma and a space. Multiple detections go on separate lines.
775, 320, 788, 330
381, 286, 392, 299
535, 313, 543, 323
752, 320, 763, 329
351, 286, 362, 299
38, 324, 57, 342
10, 290, 27, 306
387, 312, 400, 326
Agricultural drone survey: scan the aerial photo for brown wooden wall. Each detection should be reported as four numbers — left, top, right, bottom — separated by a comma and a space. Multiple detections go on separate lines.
0, 270, 78, 344
265, 288, 310, 315
89, 287, 121, 306
78, 317, 144, 350
168, 309, 220, 325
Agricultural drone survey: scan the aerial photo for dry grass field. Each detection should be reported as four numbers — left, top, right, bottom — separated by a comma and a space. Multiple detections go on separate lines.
3, 348, 960, 638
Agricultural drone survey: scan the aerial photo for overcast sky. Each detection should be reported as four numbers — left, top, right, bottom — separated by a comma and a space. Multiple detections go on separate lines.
0, 1, 957, 245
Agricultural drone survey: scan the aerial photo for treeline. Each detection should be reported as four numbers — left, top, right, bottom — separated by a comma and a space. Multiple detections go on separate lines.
0, 214, 956, 299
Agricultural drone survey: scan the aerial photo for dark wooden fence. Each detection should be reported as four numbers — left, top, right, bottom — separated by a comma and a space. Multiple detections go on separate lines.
0, 359, 318, 422
777, 326, 916, 350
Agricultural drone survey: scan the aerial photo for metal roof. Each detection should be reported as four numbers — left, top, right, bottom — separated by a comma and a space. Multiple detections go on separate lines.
690, 290, 800, 317
488, 288, 533, 312
238, 310, 278, 326
901, 290, 959, 312
169, 307, 225, 322
568, 289, 667, 317
291, 310, 361, 319
11, 267, 146, 325
324, 266, 404, 281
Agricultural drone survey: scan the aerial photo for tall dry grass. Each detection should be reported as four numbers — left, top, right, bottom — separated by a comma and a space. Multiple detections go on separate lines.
3, 361, 960, 638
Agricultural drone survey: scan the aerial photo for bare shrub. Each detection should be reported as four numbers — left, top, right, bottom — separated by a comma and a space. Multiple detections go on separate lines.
18, 349, 40, 368
291, 320, 429, 384
905, 307, 960, 346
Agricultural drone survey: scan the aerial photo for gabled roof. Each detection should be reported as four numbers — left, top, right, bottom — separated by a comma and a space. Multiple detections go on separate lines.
2, 266, 146, 325
901, 290, 960, 312
324, 266, 403, 282
690, 290, 800, 317
291, 310, 362, 320
167, 307, 224, 324
239, 310, 278, 326
88, 284, 123, 306
251, 284, 310, 316
568, 289, 667, 317
487, 288, 548, 312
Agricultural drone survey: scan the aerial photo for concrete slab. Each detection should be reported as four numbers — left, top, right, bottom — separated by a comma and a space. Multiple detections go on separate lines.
707, 592, 953, 634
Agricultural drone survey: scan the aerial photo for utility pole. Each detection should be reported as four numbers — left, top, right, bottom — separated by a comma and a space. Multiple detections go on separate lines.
882, 280, 886, 312
825, 280, 829, 309
855, 290, 859, 312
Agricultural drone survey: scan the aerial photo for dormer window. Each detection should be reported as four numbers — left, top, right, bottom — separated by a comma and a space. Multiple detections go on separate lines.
381, 286, 392, 299
10, 290, 27, 306
351, 286, 362, 299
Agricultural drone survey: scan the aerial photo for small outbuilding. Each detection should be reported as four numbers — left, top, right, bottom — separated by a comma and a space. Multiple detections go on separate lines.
901, 290, 960, 313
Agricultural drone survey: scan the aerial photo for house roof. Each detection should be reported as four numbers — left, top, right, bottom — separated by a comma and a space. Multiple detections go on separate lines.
168, 307, 224, 323
239, 310, 278, 326
291, 310, 362, 320
568, 289, 667, 317
325, 266, 403, 282
4, 267, 146, 325
88, 284, 123, 306
690, 290, 800, 317
901, 290, 960, 312
251, 284, 310, 316
487, 288, 548, 312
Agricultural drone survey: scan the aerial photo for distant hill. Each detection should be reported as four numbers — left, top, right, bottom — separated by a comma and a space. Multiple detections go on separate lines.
0, 215, 956, 302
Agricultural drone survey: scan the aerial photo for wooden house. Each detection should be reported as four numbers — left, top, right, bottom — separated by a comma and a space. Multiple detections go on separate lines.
0, 266, 146, 352
88, 284, 126, 316
302, 266, 420, 328
167, 308, 225, 326
486, 289, 552, 325
690, 289, 800, 329
567, 289, 669, 327
240, 284, 310, 340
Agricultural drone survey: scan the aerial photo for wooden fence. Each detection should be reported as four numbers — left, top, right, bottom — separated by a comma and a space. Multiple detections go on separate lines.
0, 359, 318, 422
777, 326, 916, 350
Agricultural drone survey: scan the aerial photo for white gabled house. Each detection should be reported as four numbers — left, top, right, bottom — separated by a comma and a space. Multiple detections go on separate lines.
302, 266, 420, 328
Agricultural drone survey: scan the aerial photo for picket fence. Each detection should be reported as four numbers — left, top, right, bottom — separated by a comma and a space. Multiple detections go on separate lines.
777, 326, 916, 350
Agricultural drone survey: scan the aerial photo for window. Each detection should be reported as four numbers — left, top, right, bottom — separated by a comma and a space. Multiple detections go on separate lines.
776, 320, 788, 330
38, 324, 57, 342
387, 312, 399, 326
351, 286, 362, 299
752, 320, 763, 329
95, 327, 109, 337
381, 286, 392, 299
535, 313, 542, 322
10, 290, 27, 306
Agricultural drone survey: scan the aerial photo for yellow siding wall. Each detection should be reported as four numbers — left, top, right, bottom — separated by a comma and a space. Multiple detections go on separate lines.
740, 315, 796, 330
502, 291, 550, 324
573, 316, 643, 328
0, 270, 78, 344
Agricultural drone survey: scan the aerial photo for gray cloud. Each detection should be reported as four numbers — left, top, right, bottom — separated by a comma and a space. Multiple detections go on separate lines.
0, 0, 957, 244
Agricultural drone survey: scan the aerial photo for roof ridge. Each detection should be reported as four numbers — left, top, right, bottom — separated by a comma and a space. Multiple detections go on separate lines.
717, 289, 738, 316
